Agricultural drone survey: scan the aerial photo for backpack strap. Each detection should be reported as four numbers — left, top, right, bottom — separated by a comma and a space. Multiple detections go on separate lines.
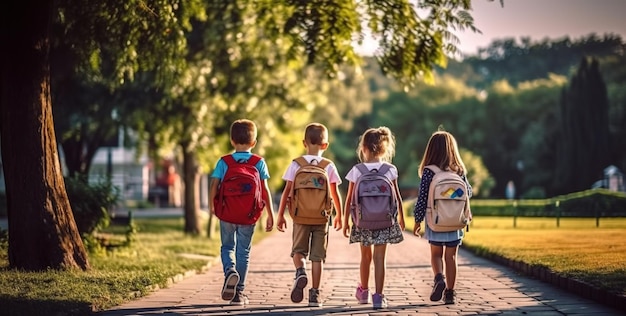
378, 163, 391, 175
356, 163, 391, 175
246, 154, 262, 166
294, 156, 330, 169
425, 164, 441, 174
294, 156, 309, 167
355, 163, 369, 175
223, 154, 261, 166
317, 158, 331, 169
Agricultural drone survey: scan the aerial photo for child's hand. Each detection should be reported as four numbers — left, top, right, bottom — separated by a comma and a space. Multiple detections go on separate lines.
333, 215, 342, 231
413, 222, 421, 237
276, 215, 287, 232
342, 225, 350, 238
399, 218, 405, 231
265, 216, 274, 232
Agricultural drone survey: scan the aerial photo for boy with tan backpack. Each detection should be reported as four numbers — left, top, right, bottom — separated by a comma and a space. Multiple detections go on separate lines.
276, 123, 343, 307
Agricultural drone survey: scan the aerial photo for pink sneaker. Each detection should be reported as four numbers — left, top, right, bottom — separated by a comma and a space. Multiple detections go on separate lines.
355, 283, 370, 304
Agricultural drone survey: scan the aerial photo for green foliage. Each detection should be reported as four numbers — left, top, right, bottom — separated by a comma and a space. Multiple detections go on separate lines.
554, 58, 611, 194
462, 34, 624, 87
64, 176, 120, 236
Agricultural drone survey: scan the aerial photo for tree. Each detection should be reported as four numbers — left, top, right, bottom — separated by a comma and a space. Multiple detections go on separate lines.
1, 0, 90, 270
554, 57, 611, 194
1, 0, 485, 267
1, 0, 201, 270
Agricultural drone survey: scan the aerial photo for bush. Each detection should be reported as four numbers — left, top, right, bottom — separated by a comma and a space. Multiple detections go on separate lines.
65, 176, 119, 236
470, 189, 626, 217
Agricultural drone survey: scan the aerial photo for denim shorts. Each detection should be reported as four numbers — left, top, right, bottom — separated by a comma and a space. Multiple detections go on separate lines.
429, 239, 462, 247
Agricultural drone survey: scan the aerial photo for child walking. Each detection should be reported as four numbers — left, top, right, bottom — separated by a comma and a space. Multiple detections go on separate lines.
209, 119, 275, 306
276, 122, 343, 307
342, 126, 405, 309
413, 130, 472, 305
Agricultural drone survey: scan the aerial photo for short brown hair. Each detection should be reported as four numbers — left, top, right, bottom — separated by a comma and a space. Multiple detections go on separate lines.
304, 123, 328, 145
230, 119, 257, 145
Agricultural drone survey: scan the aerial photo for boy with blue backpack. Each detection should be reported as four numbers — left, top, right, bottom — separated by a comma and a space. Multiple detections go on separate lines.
342, 126, 405, 309
209, 119, 275, 306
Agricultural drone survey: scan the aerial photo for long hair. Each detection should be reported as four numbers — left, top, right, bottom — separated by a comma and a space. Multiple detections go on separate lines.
418, 131, 466, 177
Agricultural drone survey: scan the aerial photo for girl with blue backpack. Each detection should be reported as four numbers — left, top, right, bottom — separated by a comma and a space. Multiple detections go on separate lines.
342, 126, 405, 309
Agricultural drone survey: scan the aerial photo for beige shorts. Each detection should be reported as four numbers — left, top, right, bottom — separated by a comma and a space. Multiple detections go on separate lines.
291, 222, 328, 262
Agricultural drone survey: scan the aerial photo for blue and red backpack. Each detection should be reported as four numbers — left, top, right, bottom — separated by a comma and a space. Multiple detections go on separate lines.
213, 154, 265, 225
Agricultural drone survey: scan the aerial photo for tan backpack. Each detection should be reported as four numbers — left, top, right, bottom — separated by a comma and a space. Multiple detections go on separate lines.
426, 165, 472, 232
289, 157, 333, 225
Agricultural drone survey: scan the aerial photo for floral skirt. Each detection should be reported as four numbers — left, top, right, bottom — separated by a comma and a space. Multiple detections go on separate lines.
349, 223, 404, 246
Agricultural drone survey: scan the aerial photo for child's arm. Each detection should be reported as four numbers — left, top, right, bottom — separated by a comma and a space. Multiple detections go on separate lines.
342, 182, 355, 238
330, 182, 343, 231
392, 179, 405, 231
208, 177, 220, 215
262, 179, 274, 232
276, 181, 293, 232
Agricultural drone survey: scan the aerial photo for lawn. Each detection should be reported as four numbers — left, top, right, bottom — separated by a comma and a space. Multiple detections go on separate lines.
404, 213, 626, 297
0, 216, 270, 315
461, 217, 626, 296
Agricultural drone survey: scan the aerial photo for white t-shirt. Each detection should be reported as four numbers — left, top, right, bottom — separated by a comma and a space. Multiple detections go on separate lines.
282, 155, 342, 184
345, 162, 399, 183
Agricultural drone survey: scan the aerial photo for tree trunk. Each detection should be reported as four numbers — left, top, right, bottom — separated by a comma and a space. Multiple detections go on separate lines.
182, 144, 201, 235
0, 0, 90, 270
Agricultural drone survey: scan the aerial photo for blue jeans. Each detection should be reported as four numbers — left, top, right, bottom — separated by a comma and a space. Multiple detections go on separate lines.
220, 221, 255, 292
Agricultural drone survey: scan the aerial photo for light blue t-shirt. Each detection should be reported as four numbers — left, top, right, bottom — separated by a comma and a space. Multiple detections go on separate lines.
210, 151, 270, 180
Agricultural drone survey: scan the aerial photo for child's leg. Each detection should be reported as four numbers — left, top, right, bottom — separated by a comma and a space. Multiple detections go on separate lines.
429, 243, 446, 301
359, 245, 373, 289
372, 244, 388, 294
311, 260, 322, 288
293, 253, 306, 270
219, 221, 237, 273
430, 244, 444, 276
234, 224, 255, 292
444, 246, 459, 290
309, 224, 328, 289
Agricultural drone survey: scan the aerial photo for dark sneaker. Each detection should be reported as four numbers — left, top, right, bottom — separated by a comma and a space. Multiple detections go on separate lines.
444, 289, 456, 304
429, 273, 445, 302
308, 288, 322, 307
221, 270, 240, 301
230, 291, 249, 306
290, 268, 308, 303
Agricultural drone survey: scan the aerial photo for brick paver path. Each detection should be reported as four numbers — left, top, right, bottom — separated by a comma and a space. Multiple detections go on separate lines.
101, 224, 622, 315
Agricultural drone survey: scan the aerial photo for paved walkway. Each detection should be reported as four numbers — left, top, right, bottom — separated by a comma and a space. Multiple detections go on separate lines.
99, 221, 623, 316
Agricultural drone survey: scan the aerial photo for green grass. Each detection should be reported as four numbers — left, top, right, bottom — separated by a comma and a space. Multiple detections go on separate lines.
0, 217, 271, 315
401, 199, 626, 296
461, 217, 626, 296
404, 215, 626, 297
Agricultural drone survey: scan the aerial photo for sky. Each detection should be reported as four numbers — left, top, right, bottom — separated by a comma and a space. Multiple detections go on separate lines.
356, 0, 626, 57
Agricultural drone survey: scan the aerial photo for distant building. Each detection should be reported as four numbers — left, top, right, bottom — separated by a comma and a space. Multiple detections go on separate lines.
591, 165, 625, 192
